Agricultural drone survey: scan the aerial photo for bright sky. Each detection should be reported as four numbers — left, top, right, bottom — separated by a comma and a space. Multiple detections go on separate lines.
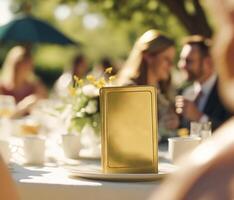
0, 0, 12, 25
0, 0, 103, 30
54, 2, 103, 30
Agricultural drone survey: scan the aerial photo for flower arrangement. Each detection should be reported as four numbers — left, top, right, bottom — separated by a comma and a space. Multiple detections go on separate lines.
67, 67, 116, 135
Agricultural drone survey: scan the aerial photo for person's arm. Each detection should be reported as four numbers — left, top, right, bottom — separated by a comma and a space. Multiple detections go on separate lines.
0, 157, 20, 200
34, 80, 48, 99
13, 81, 48, 118
13, 95, 38, 117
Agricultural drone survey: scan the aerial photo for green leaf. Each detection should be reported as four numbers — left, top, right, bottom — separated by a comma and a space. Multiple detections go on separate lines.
70, 117, 89, 133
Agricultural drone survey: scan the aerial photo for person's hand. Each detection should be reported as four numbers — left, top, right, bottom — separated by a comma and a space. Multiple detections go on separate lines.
175, 95, 184, 115
162, 112, 180, 129
183, 100, 203, 121
175, 95, 203, 121
12, 95, 38, 118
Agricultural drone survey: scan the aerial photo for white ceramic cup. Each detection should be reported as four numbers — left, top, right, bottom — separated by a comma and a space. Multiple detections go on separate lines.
0, 140, 11, 164
62, 134, 81, 159
168, 137, 201, 163
23, 136, 45, 165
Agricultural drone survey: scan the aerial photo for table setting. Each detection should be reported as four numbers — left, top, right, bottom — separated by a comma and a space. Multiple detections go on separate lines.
0, 70, 202, 200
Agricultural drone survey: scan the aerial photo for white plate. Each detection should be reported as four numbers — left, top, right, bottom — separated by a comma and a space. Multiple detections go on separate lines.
66, 162, 177, 181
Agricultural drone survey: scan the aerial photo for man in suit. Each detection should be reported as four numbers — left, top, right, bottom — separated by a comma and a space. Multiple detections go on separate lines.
176, 35, 232, 130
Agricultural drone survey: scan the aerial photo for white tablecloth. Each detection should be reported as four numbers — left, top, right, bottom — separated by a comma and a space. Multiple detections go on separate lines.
13, 163, 163, 200
12, 146, 171, 200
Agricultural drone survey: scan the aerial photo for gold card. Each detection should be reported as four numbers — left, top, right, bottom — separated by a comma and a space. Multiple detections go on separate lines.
100, 86, 158, 174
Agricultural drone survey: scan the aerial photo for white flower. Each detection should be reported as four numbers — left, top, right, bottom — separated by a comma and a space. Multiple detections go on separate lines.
82, 84, 99, 97
85, 100, 98, 114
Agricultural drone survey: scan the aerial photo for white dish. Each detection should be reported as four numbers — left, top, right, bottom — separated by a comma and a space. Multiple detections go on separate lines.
66, 162, 177, 181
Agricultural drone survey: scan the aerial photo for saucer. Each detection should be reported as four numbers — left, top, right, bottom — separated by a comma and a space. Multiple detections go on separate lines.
65, 162, 177, 181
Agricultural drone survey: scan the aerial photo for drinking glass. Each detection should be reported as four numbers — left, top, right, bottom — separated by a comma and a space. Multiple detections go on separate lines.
0, 95, 16, 139
190, 122, 202, 138
0, 95, 16, 118
200, 121, 212, 140
190, 121, 212, 140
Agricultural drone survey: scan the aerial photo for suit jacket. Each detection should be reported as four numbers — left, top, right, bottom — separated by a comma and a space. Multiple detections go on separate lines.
180, 80, 232, 130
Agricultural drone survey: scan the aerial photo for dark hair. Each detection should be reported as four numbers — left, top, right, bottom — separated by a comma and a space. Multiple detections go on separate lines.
72, 54, 85, 67
182, 35, 211, 57
101, 57, 111, 69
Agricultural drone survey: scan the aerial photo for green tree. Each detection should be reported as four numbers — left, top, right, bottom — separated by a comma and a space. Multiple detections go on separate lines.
162, 0, 212, 37
7, 0, 211, 88
12, 0, 213, 37
9, 0, 210, 72
75, 0, 212, 37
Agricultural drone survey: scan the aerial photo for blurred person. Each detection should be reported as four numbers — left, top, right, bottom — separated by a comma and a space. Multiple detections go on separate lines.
150, 1, 234, 199
0, 46, 48, 117
0, 156, 20, 200
117, 29, 179, 141
89, 57, 117, 79
54, 54, 88, 97
176, 36, 232, 130
100, 57, 117, 75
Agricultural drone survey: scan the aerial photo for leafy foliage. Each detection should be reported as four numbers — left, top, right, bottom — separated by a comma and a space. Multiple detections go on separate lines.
2, 0, 212, 88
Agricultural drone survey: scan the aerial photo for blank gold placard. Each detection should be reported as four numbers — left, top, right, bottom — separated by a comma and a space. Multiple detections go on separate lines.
100, 86, 158, 173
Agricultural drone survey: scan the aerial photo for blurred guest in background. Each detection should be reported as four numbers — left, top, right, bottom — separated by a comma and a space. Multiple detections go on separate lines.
54, 53, 88, 97
90, 57, 117, 79
176, 36, 232, 130
71, 54, 88, 80
100, 57, 117, 76
0, 46, 48, 117
151, 1, 234, 199
117, 29, 179, 141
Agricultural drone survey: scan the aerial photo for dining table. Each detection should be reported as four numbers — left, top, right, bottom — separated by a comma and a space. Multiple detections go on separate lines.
11, 144, 174, 200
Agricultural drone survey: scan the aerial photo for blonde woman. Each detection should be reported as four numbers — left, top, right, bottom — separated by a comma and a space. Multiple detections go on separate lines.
0, 46, 47, 116
117, 29, 179, 141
